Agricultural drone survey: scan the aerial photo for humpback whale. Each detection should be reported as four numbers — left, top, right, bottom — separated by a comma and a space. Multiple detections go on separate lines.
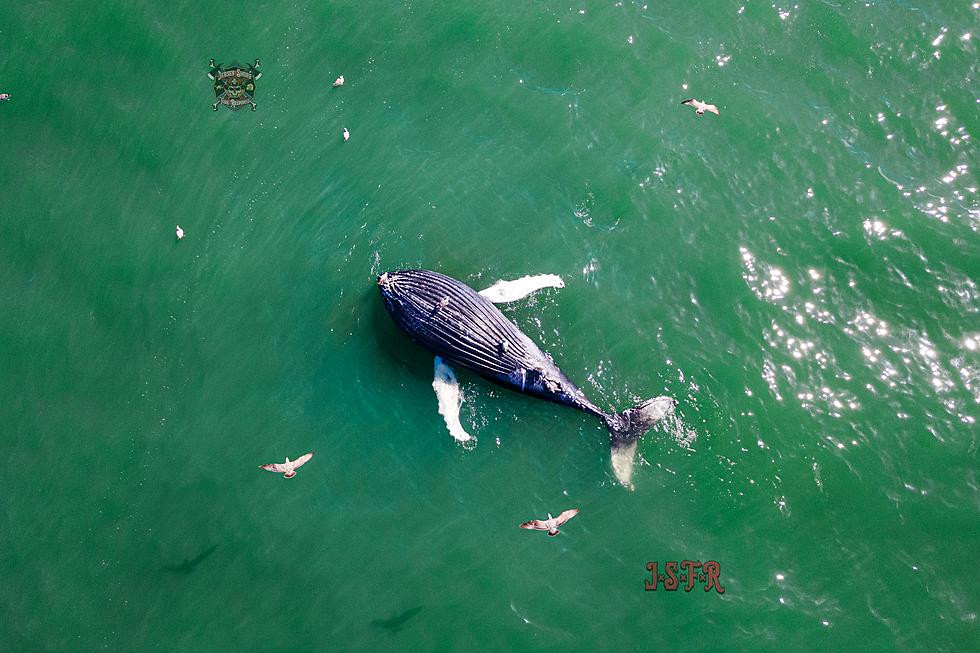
377, 269, 675, 485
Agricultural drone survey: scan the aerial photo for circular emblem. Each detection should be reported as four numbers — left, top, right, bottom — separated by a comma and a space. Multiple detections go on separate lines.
208, 59, 262, 111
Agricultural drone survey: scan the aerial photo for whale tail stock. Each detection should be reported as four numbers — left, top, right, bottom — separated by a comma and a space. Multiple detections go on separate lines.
603, 396, 677, 488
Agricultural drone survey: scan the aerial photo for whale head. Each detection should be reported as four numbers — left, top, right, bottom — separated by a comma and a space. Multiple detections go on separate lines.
377, 270, 434, 337
377, 271, 402, 312
377, 269, 456, 320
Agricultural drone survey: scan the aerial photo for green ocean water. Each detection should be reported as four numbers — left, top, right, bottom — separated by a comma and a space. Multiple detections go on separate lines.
1, 1, 977, 650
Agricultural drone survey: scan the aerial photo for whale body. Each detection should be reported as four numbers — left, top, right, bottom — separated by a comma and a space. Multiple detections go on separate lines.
377, 269, 674, 485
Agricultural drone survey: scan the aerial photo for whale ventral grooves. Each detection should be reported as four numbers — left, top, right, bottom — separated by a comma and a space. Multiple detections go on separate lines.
376, 268, 605, 416
377, 268, 677, 486
377, 268, 540, 379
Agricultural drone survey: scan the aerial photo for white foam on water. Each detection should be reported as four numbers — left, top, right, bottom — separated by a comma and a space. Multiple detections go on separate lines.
432, 357, 474, 444
478, 274, 565, 303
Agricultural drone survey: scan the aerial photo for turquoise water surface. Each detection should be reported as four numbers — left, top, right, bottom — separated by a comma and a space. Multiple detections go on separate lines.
1, 1, 977, 651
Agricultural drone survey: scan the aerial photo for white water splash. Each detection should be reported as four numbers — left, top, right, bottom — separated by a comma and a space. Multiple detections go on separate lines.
432, 357, 473, 444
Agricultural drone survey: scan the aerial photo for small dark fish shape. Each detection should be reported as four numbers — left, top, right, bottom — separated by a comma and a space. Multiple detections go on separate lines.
162, 545, 217, 574
371, 606, 424, 633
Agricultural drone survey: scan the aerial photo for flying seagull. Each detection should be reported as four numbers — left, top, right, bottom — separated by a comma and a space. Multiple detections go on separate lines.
519, 509, 580, 536
176, 225, 185, 240
259, 452, 314, 478
333, 75, 345, 87
681, 98, 719, 116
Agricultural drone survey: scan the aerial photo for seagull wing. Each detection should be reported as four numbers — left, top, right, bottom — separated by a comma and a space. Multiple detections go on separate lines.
292, 452, 314, 469
260, 462, 287, 472
555, 509, 580, 526
520, 519, 550, 531
681, 98, 694, 106
706, 104, 720, 115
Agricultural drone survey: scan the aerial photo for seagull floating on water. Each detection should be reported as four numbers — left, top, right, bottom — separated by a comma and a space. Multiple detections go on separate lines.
343, 127, 350, 142
333, 75, 345, 87
259, 451, 314, 478
0, 93, 10, 101
176, 225, 184, 240
681, 98, 719, 116
520, 508, 580, 536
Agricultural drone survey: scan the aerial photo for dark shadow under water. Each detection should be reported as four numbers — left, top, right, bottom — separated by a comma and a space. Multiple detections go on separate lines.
370, 605, 423, 634
161, 545, 217, 575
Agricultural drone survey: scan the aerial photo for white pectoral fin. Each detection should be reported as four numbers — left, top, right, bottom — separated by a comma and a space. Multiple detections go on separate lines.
432, 357, 474, 443
478, 274, 565, 303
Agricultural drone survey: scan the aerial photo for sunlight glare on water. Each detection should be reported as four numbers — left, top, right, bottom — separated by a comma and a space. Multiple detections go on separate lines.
0, 0, 977, 650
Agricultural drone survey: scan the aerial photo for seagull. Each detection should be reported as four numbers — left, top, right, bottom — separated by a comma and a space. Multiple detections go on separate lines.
332, 75, 345, 87
681, 98, 719, 116
343, 127, 350, 142
259, 451, 314, 478
519, 508, 580, 536
176, 225, 184, 240
0, 93, 10, 101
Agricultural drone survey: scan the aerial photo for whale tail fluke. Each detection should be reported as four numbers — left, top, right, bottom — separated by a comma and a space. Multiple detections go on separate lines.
604, 396, 677, 488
